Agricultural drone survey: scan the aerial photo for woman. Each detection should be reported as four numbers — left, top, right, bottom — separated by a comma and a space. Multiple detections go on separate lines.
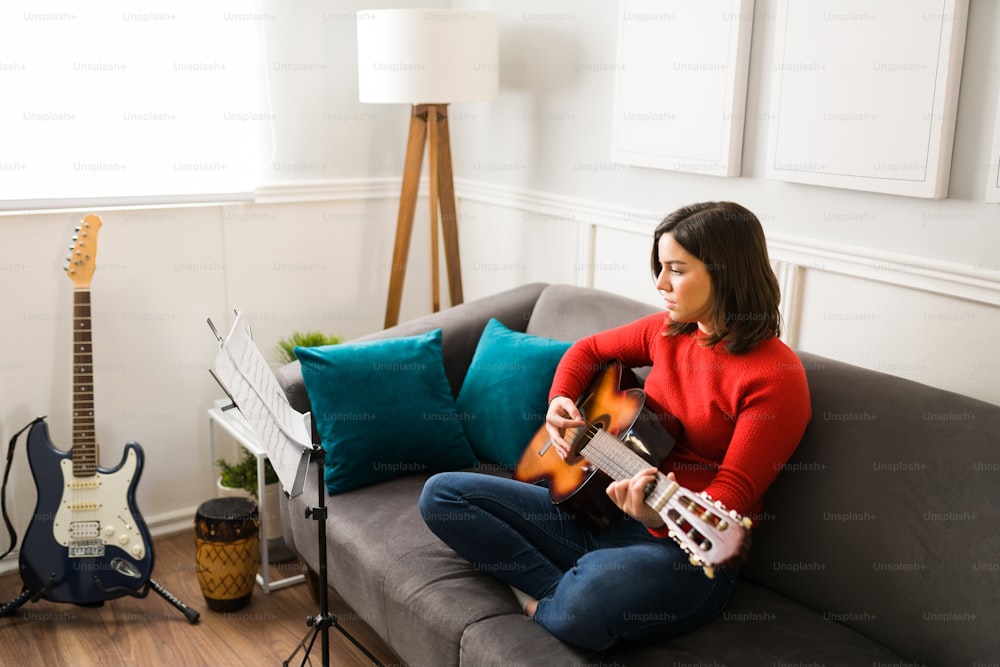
419, 202, 811, 651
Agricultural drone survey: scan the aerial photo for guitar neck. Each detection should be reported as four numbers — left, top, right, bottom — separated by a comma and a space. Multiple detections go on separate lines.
73, 288, 98, 477
577, 426, 679, 513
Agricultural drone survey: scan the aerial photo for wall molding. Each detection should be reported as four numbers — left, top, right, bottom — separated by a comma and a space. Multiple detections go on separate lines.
254, 177, 403, 204
249, 177, 1000, 308
453, 179, 1000, 308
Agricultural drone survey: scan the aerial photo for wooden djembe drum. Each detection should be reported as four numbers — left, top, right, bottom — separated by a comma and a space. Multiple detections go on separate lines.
194, 496, 260, 612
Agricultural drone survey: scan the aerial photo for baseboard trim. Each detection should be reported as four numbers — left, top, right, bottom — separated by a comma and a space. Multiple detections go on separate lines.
0, 507, 198, 576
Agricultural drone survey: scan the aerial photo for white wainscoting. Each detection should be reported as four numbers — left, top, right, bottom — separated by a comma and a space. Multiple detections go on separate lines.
453, 179, 1000, 406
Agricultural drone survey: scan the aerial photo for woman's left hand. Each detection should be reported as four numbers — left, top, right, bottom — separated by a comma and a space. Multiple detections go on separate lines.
606, 468, 672, 529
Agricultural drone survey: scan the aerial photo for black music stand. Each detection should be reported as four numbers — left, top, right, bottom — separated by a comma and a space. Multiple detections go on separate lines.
282, 445, 384, 667
206, 313, 380, 667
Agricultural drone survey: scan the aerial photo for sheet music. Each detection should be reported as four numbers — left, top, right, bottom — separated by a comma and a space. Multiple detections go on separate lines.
208, 312, 312, 498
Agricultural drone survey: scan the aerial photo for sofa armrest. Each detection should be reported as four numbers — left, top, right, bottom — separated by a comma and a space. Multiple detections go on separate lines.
275, 282, 550, 440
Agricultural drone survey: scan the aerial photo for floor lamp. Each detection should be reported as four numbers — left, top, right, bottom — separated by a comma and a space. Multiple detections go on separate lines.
357, 9, 498, 328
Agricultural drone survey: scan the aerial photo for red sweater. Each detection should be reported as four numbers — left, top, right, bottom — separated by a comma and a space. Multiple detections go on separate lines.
549, 313, 812, 522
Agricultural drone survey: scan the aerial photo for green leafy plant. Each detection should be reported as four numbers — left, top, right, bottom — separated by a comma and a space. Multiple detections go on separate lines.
216, 451, 278, 499
273, 330, 342, 366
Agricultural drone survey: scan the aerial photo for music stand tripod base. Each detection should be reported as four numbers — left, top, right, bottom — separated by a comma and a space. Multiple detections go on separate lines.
284, 446, 383, 667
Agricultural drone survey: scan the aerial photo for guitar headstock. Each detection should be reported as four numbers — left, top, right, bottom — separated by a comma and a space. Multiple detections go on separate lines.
658, 488, 752, 579
65, 214, 103, 288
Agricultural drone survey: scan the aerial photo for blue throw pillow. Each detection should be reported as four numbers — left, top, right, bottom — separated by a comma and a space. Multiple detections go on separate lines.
296, 329, 477, 494
456, 318, 572, 468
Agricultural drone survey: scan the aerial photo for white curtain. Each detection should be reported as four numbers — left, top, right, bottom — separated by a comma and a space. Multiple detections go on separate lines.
0, 1, 269, 210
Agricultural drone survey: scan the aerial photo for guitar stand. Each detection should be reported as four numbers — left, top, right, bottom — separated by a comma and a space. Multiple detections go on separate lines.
0, 583, 47, 619
0, 576, 200, 624
93, 576, 201, 624
283, 447, 383, 667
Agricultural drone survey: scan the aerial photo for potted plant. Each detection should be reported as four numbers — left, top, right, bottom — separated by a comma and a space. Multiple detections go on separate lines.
273, 330, 342, 366
216, 451, 277, 499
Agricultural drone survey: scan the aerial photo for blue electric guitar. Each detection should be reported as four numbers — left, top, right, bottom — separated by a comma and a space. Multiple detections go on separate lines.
18, 215, 155, 605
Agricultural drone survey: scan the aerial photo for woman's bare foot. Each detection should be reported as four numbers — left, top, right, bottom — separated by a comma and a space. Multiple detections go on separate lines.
509, 586, 537, 617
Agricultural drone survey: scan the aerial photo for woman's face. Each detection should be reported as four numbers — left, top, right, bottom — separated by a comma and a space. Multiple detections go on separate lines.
655, 233, 715, 333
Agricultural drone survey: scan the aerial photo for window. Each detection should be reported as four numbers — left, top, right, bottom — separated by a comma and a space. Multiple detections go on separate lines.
0, 2, 268, 211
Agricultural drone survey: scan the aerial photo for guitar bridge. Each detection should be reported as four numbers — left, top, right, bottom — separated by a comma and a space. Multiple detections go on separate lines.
69, 539, 105, 558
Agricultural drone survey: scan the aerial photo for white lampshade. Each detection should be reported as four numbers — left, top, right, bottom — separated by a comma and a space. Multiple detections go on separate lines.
356, 9, 498, 105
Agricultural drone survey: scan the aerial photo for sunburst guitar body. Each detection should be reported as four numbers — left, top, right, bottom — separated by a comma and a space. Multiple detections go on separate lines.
514, 361, 750, 577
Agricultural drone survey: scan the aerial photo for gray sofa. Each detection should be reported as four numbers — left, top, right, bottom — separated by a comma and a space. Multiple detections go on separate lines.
276, 282, 999, 667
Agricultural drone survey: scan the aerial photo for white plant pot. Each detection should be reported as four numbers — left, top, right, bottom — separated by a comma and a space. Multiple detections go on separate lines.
260, 482, 283, 542
216, 477, 253, 500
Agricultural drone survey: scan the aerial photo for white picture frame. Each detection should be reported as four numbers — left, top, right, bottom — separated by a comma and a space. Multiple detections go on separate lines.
611, 0, 754, 177
766, 0, 969, 199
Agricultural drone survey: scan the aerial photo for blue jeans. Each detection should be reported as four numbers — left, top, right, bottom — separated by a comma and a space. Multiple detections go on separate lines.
418, 472, 738, 651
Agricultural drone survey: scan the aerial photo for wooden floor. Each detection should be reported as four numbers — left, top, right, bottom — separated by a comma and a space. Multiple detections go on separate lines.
0, 531, 401, 667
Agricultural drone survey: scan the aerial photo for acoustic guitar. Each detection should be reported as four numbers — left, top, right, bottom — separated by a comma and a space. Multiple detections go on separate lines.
18, 215, 155, 604
514, 361, 750, 577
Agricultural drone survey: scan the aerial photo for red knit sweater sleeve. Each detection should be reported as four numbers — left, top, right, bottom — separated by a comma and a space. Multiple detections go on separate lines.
548, 314, 662, 403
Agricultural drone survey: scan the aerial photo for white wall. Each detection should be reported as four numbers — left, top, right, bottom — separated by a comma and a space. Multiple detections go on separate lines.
1, 0, 999, 572
444, 0, 1000, 399
450, 0, 1000, 266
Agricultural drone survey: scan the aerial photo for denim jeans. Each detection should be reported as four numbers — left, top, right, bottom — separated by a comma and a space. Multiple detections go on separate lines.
419, 472, 738, 651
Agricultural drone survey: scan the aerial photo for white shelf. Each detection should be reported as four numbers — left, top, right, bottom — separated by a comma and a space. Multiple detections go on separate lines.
207, 398, 305, 593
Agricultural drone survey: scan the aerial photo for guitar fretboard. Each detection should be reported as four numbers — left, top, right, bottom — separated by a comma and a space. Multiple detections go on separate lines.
73, 288, 97, 477
577, 425, 678, 513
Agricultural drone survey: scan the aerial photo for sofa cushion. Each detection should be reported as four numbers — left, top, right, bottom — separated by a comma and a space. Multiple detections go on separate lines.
741, 351, 1000, 666
287, 462, 517, 667
296, 329, 477, 494
455, 318, 572, 467
525, 283, 659, 342
459, 579, 907, 667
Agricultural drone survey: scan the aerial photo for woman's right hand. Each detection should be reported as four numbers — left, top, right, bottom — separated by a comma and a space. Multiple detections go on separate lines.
545, 396, 586, 460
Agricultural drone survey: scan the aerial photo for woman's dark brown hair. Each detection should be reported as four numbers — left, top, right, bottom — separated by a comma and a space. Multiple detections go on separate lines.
650, 201, 781, 355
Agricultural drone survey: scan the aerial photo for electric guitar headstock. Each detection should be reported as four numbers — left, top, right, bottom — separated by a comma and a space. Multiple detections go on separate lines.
649, 481, 752, 578
64, 214, 102, 288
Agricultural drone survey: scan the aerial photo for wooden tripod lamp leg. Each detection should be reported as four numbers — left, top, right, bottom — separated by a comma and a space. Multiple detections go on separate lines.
428, 104, 441, 314
384, 105, 428, 329
433, 105, 464, 308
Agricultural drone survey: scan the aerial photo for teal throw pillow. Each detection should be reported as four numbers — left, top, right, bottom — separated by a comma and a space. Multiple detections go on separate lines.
296, 329, 477, 494
456, 318, 572, 468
